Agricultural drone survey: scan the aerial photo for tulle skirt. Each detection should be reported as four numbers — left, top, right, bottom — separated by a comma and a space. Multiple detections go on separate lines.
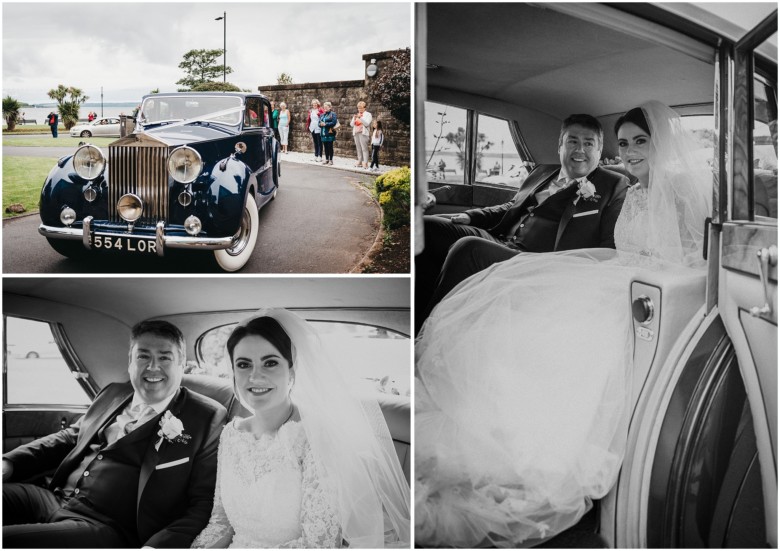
415, 249, 638, 547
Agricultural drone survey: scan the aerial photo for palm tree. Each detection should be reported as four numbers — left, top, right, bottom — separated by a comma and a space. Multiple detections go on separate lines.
3, 95, 22, 131
47, 85, 88, 130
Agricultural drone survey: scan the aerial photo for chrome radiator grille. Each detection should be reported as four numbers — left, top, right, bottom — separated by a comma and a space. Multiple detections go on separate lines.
108, 144, 170, 223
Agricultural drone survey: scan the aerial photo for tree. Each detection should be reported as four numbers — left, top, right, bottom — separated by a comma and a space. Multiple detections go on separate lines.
426, 108, 450, 168
444, 127, 494, 171
191, 81, 242, 92
276, 72, 294, 85
176, 49, 233, 90
365, 48, 410, 125
3, 95, 22, 131
47, 85, 88, 130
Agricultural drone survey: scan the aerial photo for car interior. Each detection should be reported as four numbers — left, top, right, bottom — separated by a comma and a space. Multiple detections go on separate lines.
415, 2, 777, 547
3, 277, 411, 483
417, 3, 776, 217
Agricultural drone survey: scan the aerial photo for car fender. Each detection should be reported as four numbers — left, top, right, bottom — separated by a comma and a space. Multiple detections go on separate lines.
39, 155, 109, 227
204, 156, 252, 236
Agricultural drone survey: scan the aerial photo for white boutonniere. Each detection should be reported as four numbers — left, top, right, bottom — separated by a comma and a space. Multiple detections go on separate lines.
574, 179, 601, 205
155, 411, 191, 451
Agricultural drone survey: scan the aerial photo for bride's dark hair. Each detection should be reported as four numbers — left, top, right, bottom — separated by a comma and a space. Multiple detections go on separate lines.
614, 107, 651, 136
226, 316, 294, 367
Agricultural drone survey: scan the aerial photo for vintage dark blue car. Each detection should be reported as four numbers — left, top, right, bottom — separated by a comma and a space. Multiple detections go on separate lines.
38, 92, 280, 271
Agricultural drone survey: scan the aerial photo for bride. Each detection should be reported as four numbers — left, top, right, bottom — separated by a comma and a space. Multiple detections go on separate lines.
414, 101, 710, 547
192, 309, 409, 548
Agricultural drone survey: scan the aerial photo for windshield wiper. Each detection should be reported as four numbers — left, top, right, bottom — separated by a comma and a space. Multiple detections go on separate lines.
140, 119, 184, 129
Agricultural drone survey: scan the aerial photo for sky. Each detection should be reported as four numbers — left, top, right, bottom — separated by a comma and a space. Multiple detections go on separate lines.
3, 2, 411, 104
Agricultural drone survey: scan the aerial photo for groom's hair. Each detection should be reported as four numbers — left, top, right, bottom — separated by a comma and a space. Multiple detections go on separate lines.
129, 320, 186, 362
226, 316, 294, 368
558, 114, 603, 148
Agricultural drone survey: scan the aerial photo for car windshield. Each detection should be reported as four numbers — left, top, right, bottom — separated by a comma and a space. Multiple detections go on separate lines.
137, 95, 243, 127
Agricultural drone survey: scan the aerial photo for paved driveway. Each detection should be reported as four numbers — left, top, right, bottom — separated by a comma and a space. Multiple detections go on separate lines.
2, 162, 381, 273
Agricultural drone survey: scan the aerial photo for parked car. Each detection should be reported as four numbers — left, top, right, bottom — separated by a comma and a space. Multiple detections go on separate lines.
69, 117, 121, 138
415, 2, 776, 547
2, 277, 411, 482
39, 92, 281, 271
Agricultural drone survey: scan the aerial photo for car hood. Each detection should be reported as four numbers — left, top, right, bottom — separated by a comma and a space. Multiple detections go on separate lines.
130, 124, 238, 146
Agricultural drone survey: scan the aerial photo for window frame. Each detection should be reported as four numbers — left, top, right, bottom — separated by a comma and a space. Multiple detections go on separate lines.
424, 100, 533, 189
3, 315, 97, 410
192, 312, 412, 395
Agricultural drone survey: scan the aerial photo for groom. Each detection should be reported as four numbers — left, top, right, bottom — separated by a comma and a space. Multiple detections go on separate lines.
416, 114, 630, 331
2, 320, 227, 548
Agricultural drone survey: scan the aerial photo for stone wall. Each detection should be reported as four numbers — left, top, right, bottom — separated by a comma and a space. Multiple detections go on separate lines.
259, 50, 410, 167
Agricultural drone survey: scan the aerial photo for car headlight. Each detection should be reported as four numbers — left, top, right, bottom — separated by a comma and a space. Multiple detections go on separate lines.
117, 194, 143, 222
73, 145, 106, 180
167, 146, 203, 184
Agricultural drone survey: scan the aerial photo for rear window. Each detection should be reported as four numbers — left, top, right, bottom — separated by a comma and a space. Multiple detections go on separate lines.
193, 320, 410, 397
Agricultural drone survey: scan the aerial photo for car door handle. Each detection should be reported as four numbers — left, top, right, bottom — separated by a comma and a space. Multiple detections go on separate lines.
749, 245, 777, 318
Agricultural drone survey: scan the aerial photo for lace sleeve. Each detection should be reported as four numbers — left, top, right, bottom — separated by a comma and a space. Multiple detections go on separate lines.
191, 428, 234, 548
278, 441, 342, 548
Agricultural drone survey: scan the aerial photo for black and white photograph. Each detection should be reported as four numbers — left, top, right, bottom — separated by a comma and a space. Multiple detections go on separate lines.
1, 1, 779, 550
414, 2, 777, 548
2, 2, 411, 274
2, 277, 411, 547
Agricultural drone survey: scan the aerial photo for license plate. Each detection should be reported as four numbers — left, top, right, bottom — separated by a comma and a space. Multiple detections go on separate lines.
90, 234, 158, 254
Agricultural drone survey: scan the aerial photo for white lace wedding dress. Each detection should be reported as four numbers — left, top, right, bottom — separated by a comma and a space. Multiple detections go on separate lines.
415, 181, 706, 547
192, 419, 341, 548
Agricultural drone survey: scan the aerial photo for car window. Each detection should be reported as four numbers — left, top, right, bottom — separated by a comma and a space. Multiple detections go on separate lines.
753, 71, 777, 219
139, 95, 243, 126
475, 113, 530, 188
193, 320, 410, 396
4, 317, 90, 406
245, 97, 262, 128
680, 114, 717, 172
424, 101, 468, 185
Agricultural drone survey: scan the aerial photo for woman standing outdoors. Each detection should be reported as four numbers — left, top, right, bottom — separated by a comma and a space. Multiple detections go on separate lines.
306, 99, 324, 163
278, 102, 291, 154
350, 101, 372, 169
319, 102, 338, 165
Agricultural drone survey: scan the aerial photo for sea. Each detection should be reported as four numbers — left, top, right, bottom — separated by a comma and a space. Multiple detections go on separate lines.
17, 104, 139, 124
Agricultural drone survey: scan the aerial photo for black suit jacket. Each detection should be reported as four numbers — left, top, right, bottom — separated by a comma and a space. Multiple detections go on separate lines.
465, 165, 629, 250
4, 383, 227, 548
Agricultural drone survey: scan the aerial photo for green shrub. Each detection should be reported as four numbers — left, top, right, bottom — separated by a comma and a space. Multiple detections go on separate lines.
375, 167, 410, 230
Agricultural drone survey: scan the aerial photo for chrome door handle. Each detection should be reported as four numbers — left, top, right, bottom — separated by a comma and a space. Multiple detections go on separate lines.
749, 245, 777, 318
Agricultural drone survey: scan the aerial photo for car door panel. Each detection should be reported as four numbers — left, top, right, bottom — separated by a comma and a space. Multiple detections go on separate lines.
3, 408, 85, 453
717, 11, 778, 547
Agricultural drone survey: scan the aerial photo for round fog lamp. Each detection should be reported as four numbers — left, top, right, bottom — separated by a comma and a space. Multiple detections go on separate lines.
73, 145, 106, 180
60, 207, 76, 226
178, 191, 192, 207
83, 187, 98, 203
168, 146, 203, 184
117, 194, 143, 222
184, 215, 202, 235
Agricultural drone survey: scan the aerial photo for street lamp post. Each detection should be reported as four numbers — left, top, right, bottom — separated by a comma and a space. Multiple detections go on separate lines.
215, 12, 226, 83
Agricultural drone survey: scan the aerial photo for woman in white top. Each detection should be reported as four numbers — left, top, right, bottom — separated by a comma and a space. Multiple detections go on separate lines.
350, 101, 372, 169
307, 99, 324, 162
278, 102, 291, 154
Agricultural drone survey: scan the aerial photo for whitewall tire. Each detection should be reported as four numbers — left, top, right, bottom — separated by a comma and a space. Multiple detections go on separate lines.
214, 194, 259, 272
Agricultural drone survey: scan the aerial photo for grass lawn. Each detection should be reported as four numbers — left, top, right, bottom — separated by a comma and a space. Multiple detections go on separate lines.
3, 156, 57, 218
3, 124, 56, 134
2, 135, 116, 147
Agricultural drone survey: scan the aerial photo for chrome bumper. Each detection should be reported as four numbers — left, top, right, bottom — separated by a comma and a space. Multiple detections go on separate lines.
39, 217, 235, 255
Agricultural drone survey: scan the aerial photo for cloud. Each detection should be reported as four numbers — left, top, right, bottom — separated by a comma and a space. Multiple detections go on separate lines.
3, 2, 410, 102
